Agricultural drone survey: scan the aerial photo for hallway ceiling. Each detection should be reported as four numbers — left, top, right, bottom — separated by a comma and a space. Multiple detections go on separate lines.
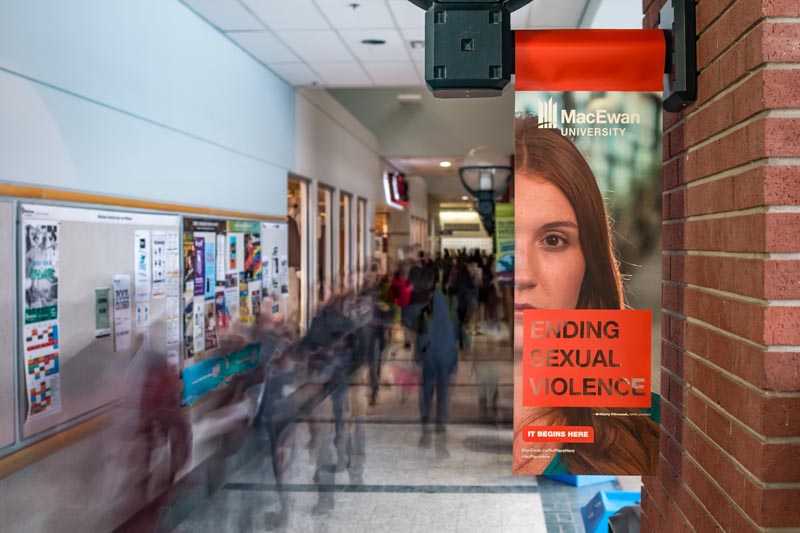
181, 0, 604, 88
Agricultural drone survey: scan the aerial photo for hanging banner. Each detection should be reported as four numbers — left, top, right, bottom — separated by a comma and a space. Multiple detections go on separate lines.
495, 203, 514, 287
513, 30, 663, 476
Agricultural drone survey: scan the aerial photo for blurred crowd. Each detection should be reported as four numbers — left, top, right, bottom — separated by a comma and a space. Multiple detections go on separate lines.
104, 247, 508, 532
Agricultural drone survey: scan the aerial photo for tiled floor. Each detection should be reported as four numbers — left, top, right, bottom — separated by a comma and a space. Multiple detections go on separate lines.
170, 326, 640, 532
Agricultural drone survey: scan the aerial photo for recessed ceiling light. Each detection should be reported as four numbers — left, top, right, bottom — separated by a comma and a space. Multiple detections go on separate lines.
439, 161, 452, 168
361, 39, 386, 45
461, 195, 469, 201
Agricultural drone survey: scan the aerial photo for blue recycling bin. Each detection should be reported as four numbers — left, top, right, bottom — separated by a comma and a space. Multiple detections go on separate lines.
581, 490, 641, 533
545, 475, 616, 487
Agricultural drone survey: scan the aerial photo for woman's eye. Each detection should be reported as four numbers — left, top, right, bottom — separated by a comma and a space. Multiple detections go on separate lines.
542, 234, 567, 247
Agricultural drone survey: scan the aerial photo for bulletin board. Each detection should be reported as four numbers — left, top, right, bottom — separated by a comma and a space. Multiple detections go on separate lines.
19, 203, 181, 438
0, 202, 15, 449
180, 217, 288, 407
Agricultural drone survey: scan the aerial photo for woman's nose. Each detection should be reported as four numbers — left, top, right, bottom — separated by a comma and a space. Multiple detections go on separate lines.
515, 246, 539, 289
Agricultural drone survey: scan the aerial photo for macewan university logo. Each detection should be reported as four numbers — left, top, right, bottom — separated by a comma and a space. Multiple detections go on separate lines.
536, 97, 639, 137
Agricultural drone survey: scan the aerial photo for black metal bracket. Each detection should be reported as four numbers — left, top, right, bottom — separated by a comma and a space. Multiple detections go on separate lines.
660, 0, 698, 112
408, 0, 698, 111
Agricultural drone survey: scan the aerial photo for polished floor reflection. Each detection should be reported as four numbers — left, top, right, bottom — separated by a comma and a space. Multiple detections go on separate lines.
171, 328, 548, 533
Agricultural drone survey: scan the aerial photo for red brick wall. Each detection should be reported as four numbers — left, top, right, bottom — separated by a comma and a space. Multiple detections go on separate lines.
642, 0, 800, 531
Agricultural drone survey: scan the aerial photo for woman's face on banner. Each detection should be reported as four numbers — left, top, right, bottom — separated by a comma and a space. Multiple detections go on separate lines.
516, 174, 585, 310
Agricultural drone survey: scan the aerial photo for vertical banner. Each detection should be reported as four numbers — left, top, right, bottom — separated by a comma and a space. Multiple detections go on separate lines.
494, 203, 515, 287
513, 30, 664, 476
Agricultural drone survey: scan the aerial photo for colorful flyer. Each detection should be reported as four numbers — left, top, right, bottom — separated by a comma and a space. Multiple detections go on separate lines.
204, 300, 218, 351
151, 230, 167, 299
204, 238, 216, 300
112, 274, 132, 352
244, 233, 261, 282
183, 237, 195, 293
216, 233, 227, 285
183, 292, 195, 360
513, 30, 663, 476
228, 233, 243, 274
22, 221, 59, 325
23, 320, 62, 420
224, 275, 239, 325
239, 279, 251, 323
94, 287, 111, 338
215, 290, 227, 329
194, 237, 205, 297
249, 280, 262, 320
134, 230, 151, 302
193, 295, 205, 355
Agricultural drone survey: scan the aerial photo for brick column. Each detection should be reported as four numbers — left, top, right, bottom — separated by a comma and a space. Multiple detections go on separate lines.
641, 0, 800, 531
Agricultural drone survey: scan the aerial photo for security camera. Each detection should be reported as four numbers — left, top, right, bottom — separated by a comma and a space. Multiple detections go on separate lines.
408, 0, 534, 98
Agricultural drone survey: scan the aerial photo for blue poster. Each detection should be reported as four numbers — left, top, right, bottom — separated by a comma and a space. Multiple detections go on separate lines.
204, 239, 216, 300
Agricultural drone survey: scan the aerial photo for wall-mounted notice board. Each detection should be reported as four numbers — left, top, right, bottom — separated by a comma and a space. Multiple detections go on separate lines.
0, 202, 15, 450
260, 221, 289, 313
180, 217, 288, 407
19, 203, 181, 438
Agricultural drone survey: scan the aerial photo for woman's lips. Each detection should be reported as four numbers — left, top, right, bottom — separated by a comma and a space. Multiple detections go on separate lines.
514, 303, 538, 311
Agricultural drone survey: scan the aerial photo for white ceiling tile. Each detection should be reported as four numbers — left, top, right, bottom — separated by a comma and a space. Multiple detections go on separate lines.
315, 0, 395, 29
267, 63, 324, 86
401, 27, 424, 42
310, 62, 373, 86
362, 61, 420, 86
388, 0, 425, 29
242, 0, 330, 31
339, 28, 409, 62
413, 57, 425, 81
277, 30, 355, 62
183, 0, 264, 30
227, 31, 299, 64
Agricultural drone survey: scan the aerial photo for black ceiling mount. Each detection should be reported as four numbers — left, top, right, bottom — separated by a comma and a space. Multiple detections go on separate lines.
407, 0, 698, 111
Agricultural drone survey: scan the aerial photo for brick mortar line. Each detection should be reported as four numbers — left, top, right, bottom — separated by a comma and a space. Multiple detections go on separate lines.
661, 308, 777, 351
654, 431, 774, 533
660, 335, 800, 400
697, 15, 793, 79
686, 110, 770, 154
659, 398, 800, 529
661, 204, 800, 223
668, 205, 800, 223
650, 459, 705, 530
669, 107, 800, 163
663, 64, 770, 137
660, 308, 800, 352
660, 157, 800, 196
661, 364, 800, 446
663, 280, 800, 307
668, 160, 767, 193
669, 250, 800, 260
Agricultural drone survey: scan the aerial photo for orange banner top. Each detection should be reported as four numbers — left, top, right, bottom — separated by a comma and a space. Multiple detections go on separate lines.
515, 30, 666, 92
